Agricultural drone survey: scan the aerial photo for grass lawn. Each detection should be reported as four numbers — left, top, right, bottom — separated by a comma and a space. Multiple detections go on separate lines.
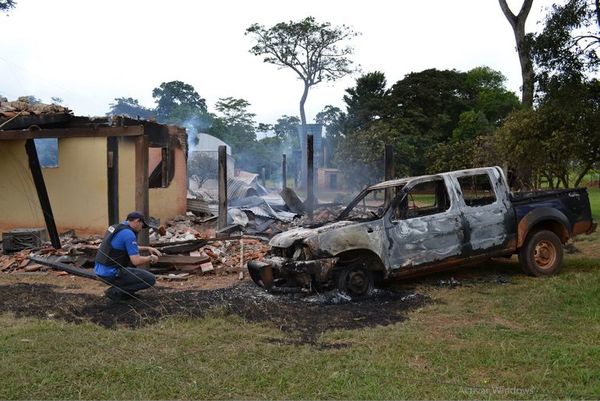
0, 193, 598, 400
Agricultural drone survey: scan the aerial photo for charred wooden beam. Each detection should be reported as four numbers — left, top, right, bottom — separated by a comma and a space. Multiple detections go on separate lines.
282, 153, 287, 189
24, 139, 61, 249
107, 136, 119, 225
218, 145, 228, 230
307, 134, 314, 219
135, 134, 149, 245
0, 125, 143, 140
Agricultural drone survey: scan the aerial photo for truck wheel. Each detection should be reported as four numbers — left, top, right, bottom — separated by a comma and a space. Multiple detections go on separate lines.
336, 263, 374, 299
519, 230, 564, 276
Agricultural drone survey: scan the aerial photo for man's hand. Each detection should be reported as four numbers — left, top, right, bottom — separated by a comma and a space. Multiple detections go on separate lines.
140, 246, 162, 257
148, 247, 162, 257
149, 254, 159, 264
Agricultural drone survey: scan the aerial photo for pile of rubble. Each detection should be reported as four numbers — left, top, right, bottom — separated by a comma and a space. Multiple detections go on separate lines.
0, 216, 269, 282
0, 97, 71, 119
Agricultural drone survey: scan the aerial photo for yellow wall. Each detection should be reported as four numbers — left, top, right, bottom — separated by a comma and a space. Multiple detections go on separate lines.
0, 136, 187, 236
0, 138, 108, 234
149, 146, 187, 224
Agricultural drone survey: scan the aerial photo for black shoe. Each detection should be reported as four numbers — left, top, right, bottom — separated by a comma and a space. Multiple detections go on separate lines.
105, 287, 132, 302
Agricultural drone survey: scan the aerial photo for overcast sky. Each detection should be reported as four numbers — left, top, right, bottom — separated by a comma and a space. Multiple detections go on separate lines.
0, 0, 551, 125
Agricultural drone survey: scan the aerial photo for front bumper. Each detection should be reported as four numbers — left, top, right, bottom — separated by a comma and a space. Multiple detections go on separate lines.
247, 255, 339, 291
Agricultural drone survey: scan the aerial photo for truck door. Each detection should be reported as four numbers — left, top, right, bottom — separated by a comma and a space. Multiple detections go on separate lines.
384, 177, 464, 270
453, 169, 515, 255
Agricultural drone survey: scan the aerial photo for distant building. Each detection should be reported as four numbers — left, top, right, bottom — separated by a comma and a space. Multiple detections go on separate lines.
296, 124, 323, 188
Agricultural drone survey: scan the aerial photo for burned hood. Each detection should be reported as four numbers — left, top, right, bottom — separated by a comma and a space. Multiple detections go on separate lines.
269, 220, 359, 248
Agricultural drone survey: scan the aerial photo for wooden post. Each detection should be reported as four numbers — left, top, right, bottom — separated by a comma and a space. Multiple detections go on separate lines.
384, 144, 394, 207
24, 139, 61, 249
161, 147, 169, 187
107, 136, 119, 226
307, 135, 314, 219
218, 145, 228, 230
135, 134, 149, 245
282, 154, 287, 189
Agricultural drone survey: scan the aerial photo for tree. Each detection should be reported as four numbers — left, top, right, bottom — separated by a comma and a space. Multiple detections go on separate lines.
188, 153, 218, 188
51, 97, 63, 105
0, 0, 16, 13
246, 16, 358, 128
531, 0, 600, 92
316, 105, 344, 166
272, 115, 301, 146
342, 71, 390, 131
499, 0, 535, 108
336, 120, 419, 189
208, 97, 258, 170
390, 69, 472, 141
152, 81, 207, 125
106, 97, 154, 120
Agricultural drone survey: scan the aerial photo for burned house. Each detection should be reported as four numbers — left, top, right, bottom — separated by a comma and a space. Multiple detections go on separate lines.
0, 100, 187, 241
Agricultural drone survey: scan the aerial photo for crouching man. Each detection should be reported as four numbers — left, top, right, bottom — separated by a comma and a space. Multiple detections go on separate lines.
94, 211, 162, 301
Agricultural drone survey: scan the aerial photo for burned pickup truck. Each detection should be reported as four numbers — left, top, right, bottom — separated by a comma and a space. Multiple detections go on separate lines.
248, 167, 596, 297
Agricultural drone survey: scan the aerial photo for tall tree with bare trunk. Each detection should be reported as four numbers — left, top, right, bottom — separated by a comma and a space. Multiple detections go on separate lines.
246, 17, 358, 129
499, 0, 535, 108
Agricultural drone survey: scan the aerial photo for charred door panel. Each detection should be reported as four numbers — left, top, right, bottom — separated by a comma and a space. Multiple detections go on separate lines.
384, 177, 464, 270
453, 169, 515, 254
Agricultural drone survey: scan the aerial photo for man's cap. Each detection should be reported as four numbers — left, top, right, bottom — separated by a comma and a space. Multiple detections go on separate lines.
126, 211, 158, 229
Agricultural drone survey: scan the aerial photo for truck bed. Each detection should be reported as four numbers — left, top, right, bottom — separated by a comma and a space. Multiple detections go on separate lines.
510, 188, 594, 233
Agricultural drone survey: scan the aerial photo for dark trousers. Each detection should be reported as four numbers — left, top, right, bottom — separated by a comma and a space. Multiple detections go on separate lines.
104, 267, 156, 295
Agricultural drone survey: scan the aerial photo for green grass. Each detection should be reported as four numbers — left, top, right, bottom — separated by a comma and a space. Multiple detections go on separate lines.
1, 255, 600, 399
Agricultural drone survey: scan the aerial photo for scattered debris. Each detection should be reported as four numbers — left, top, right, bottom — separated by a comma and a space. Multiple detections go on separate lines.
438, 277, 461, 288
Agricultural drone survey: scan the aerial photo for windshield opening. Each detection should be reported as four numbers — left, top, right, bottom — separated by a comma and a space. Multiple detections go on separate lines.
338, 185, 405, 221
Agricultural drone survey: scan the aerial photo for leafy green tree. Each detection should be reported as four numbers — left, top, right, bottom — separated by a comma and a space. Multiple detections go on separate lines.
316, 105, 345, 166
152, 81, 207, 125
465, 66, 521, 124
106, 97, 154, 119
342, 71, 390, 131
246, 16, 358, 129
0, 0, 15, 13
389, 69, 471, 141
336, 120, 419, 189
451, 111, 493, 142
208, 97, 259, 170
273, 115, 300, 146
532, 0, 600, 93
188, 153, 218, 187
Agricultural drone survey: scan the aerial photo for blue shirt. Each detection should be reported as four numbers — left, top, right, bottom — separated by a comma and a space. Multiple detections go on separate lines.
94, 222, 140, 278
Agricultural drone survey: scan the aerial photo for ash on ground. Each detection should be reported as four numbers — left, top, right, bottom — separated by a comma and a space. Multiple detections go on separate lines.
0, 281, 428, 345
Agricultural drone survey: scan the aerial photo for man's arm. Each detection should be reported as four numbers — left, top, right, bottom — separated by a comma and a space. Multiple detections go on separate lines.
121, 232, 161, 267
139, 246, 162, 257
130, 254, 158, 266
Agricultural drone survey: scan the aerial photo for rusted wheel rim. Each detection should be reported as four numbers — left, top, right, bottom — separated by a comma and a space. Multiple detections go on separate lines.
347, 271, 369, 296
534, 240, 557, 269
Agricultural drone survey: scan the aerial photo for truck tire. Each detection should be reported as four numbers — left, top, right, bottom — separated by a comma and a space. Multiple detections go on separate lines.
519, 230, 564, 276
336, 262, 374, 299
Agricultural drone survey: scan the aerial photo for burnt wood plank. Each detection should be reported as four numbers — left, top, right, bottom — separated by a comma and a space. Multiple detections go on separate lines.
24, 139, 61, 249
